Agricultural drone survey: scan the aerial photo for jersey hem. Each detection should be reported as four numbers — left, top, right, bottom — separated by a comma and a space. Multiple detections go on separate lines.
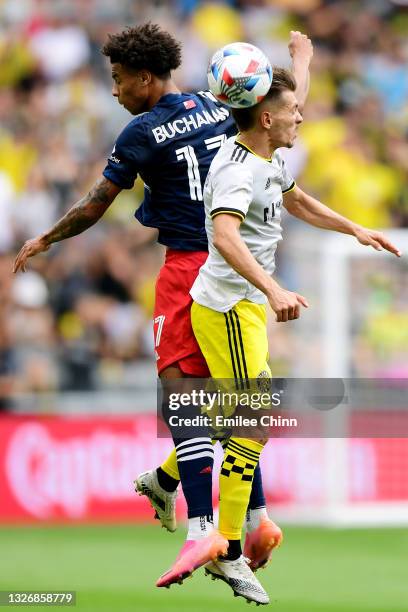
102, 169, 133, 190
190, 294, 267, 314
157, 351, 208, 376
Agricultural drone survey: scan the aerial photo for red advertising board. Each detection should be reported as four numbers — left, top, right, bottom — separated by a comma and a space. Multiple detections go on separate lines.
0, 415, 178, 522
1, 415, 407, 522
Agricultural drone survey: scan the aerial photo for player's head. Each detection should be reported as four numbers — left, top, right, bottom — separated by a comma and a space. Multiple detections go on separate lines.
101, 23, 182, 114
232, 67, 302, 149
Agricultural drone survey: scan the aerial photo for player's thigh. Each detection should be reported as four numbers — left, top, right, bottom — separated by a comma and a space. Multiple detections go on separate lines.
154, 251, 209, 376
191, 299, 270, 380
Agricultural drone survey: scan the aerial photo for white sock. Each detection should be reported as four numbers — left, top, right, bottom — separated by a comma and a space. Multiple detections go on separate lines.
246, 507, 268, 533
187, 515, 214, 540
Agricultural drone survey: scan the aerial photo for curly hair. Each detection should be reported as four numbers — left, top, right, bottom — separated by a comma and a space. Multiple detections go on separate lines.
232, 67, 297, 131
101, 23, 182, 78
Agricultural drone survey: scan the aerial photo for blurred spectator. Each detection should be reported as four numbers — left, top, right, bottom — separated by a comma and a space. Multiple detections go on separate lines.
29, 16, 91, 82
0, 254, 17, 410
0, 172, 15, 253
14, 167, 58, 239
10, 271, 58, 393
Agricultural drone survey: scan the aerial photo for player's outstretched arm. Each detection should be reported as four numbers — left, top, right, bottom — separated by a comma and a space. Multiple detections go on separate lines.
13, 176, 122, 273
288, 31, 313, 112
283, 186, 402, 257
213, 213, 308, 322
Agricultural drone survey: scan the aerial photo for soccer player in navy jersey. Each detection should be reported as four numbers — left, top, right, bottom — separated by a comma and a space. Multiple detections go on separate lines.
13, 24, 313, 597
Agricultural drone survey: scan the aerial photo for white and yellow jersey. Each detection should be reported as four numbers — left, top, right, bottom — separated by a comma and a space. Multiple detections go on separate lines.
190, 136, 295, 312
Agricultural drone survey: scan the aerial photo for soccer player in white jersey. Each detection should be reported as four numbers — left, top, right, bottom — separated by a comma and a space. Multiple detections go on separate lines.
189, 67, 401, 603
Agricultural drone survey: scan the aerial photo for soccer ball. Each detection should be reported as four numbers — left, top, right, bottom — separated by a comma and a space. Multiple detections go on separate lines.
207, 42, 273, 108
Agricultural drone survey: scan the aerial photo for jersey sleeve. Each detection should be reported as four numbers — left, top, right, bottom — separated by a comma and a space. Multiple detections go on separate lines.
275, 151, 296, 194
209, 161, 253, 222
102, 119, 149, 189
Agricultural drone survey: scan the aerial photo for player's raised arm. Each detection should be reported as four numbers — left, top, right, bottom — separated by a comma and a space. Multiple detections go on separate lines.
13, 176, 122, 273
288, 31, 313, 112
213, 213, 308, 322
283, 185, 402, 257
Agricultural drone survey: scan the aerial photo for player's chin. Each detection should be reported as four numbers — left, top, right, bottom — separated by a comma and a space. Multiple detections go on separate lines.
122, 100, 140, 115
287, 134, 297, 148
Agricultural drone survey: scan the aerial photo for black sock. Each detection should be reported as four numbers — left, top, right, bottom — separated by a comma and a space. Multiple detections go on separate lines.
248, 462, 266, 509
175, 438, 214, 518
222, 539, 242, 561
161, 385, 214, 517
156, 467, 179, 493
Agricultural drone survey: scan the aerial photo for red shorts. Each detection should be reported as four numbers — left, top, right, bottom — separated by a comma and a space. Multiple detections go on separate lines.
153, 249, 210, 377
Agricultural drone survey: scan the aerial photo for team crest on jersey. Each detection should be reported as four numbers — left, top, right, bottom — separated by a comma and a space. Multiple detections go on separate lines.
257, 370, 271, 393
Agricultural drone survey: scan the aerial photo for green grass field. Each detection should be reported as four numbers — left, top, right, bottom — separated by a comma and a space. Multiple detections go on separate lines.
1, 524, 407, 611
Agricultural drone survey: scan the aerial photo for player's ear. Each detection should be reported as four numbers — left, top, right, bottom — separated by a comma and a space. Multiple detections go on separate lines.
260, 110, 272, 130
138, 70, 152, 86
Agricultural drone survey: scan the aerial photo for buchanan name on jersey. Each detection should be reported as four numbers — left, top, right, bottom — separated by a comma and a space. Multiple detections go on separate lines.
103, 91, 236, 251
152, 102, 230, 143
190, 136, 295, 312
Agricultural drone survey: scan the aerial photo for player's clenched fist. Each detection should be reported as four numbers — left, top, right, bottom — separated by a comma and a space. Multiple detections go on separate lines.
267, 284, 309, 323
288, 31, 313, 61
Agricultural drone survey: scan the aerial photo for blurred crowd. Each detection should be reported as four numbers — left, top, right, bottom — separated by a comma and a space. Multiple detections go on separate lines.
0, 0, 407, 399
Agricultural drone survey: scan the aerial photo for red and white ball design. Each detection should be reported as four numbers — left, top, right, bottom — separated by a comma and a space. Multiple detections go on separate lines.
207, 42, 273, 108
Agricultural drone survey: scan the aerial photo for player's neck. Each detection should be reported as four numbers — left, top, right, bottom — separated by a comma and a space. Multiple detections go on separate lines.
148, 78, 181, 109
237, 132, 275, 161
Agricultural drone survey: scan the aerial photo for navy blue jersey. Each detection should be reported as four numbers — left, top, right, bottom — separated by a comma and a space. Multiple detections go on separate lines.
103, 91, 237, 251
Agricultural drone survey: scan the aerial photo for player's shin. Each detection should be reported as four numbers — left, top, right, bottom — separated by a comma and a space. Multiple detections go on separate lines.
174, 437, 214, 537
156, 436, 228, 588
248, 463, 266, 510
218, 437, 264, 558
246, 462, 268, 530
162, 387, 215, 535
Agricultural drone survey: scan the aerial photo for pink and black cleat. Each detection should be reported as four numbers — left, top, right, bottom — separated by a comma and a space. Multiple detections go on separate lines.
244, 518, 283, 571
156, 530, 228, 588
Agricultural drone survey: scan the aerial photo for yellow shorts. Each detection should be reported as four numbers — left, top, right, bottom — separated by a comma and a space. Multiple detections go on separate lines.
191, 299, 271, 384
